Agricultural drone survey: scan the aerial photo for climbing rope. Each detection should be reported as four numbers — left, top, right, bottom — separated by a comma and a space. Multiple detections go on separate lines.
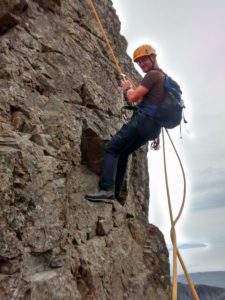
162, 128, 199, 300
88, 1, 199, 299
88, 0, 136, 86
88, 0, 122, 77
88, 0, 137, 121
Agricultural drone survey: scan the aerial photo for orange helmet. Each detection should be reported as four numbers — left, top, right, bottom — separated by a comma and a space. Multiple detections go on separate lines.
133, 44, 156, 62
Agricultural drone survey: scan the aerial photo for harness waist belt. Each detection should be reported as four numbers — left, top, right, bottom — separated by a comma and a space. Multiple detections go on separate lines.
137, 103, 158, 117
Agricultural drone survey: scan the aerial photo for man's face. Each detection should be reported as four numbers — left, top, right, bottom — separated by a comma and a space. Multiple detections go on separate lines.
136, 55, 153, 73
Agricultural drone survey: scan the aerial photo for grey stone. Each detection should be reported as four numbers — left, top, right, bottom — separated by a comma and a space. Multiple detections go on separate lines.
0, 0, 28, 35
96, 218, 113, 236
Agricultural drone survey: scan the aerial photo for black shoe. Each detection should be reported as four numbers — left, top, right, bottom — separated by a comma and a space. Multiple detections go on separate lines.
85, 190, 115, 203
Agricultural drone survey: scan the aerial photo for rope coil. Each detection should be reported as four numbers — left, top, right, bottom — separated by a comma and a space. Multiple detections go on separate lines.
162, 129, 199, 300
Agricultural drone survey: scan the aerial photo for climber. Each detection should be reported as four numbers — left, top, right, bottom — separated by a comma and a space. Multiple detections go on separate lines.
85, 44, 165, 202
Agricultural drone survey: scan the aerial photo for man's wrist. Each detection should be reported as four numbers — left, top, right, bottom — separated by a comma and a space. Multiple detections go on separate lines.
126, 87, 132, 92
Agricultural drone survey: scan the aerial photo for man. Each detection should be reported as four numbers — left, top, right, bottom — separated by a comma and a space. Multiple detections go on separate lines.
85, 44, 165, 203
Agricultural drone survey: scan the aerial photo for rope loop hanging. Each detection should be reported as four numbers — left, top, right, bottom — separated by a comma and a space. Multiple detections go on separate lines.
162, 128, 199, 300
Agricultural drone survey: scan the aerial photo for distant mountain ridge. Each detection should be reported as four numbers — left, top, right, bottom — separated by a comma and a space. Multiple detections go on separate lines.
178, 283, 225, 300
178, 271, 225, 289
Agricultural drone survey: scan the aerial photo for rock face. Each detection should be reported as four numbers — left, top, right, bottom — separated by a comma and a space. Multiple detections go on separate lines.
0, 0, 170, 299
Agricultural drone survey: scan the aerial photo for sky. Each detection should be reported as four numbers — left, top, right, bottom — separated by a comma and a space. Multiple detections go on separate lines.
112, 0, 225, 274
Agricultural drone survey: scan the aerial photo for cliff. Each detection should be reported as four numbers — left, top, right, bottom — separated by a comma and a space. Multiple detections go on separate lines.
0, 1, 170, 299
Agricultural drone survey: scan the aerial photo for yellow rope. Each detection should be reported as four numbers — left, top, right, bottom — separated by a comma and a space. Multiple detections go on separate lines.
88, 1, 199, 299
162, 128, 200, 300
88, 0, 122, 77
88, 0, 136, 88
88, 0, 136, 122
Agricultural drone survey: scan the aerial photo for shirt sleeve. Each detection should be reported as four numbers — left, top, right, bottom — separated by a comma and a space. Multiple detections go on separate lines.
140, 70, 164, 89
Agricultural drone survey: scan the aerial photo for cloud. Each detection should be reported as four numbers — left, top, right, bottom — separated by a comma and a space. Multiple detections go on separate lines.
190, 194, 225, 211
167, 243, 207, 251
187, 167, 225, 211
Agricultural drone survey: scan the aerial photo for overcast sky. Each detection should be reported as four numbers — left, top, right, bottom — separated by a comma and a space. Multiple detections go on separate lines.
112, 0, 225, 274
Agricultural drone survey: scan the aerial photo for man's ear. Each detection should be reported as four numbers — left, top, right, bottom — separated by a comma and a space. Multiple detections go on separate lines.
150, 54, 156, 63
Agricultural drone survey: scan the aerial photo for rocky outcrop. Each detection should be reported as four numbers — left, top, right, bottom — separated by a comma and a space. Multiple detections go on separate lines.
0, 0, 170, 299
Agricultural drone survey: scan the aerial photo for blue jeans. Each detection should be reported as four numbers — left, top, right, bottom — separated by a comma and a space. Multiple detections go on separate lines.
99, 111, 161, 197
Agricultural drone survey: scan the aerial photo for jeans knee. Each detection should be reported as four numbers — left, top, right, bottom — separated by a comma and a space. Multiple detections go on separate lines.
104, 141, 117, 157
104, 137, 122, 155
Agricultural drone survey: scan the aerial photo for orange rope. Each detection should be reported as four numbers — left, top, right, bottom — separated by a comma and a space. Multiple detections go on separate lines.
162, 129, 199, 300
88, 0, 122, 76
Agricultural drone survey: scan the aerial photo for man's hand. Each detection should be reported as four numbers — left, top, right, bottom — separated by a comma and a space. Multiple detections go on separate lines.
125, 85, 149, 103
122, 80, 133, 91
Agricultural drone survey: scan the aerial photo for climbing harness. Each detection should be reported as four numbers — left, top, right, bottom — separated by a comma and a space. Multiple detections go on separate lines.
88, 1, 199, 299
